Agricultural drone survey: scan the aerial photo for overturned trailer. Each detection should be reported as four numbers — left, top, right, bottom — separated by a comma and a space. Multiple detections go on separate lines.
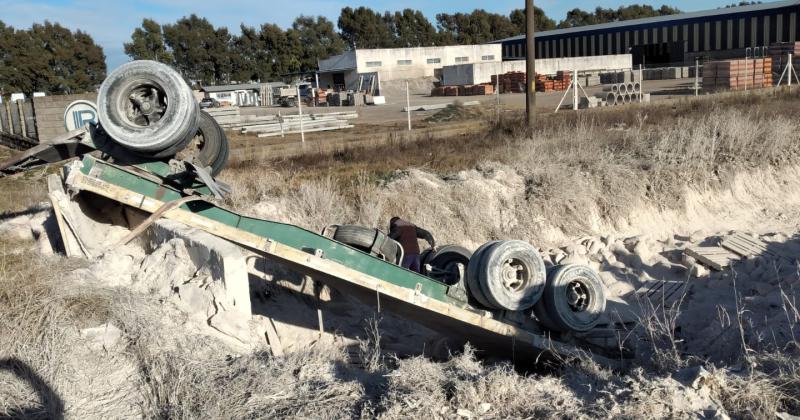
0, 61, 635, 368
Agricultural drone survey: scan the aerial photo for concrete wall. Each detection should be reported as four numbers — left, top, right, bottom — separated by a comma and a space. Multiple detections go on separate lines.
32, 92, 97, 142
354, 44, 502, 82
441, 54, 633, 85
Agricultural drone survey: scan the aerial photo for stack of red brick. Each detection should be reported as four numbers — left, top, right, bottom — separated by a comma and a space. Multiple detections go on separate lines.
430, 84, 494, 97
535, 71, 572, 92
491, 72, 527, 93
703, 58, 773, 91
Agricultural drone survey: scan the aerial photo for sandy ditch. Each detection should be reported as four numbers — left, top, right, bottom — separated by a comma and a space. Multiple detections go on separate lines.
2, 161, 800, 417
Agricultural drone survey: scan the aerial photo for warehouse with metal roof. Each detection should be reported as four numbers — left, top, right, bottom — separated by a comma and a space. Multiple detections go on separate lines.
494, 0, 800, 66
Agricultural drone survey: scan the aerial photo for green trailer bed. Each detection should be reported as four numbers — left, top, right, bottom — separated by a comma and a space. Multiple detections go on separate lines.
61, 154, 632, 367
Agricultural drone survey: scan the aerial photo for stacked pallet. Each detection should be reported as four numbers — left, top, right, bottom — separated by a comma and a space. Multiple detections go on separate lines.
702, 58, 773, 91
768, 42, 800, 81
534, 71, 572, 92
430, 84, 494, 97
491, 72, 527, 93
534, 74, 552, 92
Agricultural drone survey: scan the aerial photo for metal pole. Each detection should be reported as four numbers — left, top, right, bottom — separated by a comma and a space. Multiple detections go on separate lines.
495, 62, 501, 123
572, 69, 578, 110
694, 58, 699, 96
297, 86, 305, 143
639, 64, 643, 102
406, 80, 411, 131
525, 0, 536, 127
789, 53, 793, 87
314, 72, 320, 108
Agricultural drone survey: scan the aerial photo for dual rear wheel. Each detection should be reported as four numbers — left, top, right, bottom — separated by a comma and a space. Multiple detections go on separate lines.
97, 60, 229, 175
465, 240, 606, 333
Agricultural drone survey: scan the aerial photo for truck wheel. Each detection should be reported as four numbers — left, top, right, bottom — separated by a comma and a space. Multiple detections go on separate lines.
475, 240, 546, 311
420, 248, 435, 273
466, 241, 501, 308
178, 111, 229, 176
333, 225, 402, 264
535, 264, 606, 332
426, 245, 472, 286
97, 60, 199, 155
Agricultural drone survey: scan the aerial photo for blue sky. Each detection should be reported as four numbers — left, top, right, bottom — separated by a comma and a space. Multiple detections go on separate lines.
0, 0, 735, 70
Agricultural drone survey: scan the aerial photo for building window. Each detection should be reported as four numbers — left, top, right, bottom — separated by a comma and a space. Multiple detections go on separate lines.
426, 58, 441, 64
455, 56, 469, 63
366, 61, 382, 67
481, 55, 495, 61
397, 59, 412, 65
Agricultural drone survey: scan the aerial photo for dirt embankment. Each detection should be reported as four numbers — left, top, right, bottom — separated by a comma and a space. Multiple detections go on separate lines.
2, 89, 800, 418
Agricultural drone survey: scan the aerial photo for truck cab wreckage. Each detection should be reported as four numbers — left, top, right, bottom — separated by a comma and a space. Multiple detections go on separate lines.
0, 61, 636, 368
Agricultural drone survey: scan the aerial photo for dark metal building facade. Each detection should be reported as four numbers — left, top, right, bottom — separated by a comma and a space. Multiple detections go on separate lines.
495, 0, 800, 65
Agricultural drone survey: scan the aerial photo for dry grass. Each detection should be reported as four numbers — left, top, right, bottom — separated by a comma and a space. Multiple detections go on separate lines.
3, 90, 800, 418
221, 88, 800, 244
2, 235, 800, 418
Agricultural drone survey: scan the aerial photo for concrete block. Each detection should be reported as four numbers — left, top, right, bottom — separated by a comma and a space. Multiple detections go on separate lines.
662, 67, 680, 79
145, 219, 251, 316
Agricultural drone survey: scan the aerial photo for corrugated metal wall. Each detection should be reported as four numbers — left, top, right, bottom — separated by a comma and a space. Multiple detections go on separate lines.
501, 4, 800, 64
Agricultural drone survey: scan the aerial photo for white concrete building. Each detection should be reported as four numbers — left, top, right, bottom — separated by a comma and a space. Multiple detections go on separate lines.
317, 44, 502, 91
201, 83, 262, 107
441, 54, 634, 86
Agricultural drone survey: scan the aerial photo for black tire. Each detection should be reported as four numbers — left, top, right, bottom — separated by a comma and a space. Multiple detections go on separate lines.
177, 111, 229, 176
333, 225, 401, 264
466, 241, 501, 308
426, 245, 472, 286
475, 240, 546, 311
535, 264, 606, 332
420, 249, 435, 273
97, 60, 199, 154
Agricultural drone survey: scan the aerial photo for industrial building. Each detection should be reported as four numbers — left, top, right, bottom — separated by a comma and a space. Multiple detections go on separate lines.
317, 44, 502, 91
495, 0, 800, 65
201, 83, 263, 107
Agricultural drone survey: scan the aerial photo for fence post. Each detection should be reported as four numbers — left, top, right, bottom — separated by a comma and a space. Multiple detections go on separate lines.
406, 80, 411, 131
296, 86, 304, 143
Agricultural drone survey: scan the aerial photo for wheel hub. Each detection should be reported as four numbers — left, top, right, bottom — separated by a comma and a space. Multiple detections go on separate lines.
125, 86, 167, 127
566, 280, 590, 312
501, 258, 528, 291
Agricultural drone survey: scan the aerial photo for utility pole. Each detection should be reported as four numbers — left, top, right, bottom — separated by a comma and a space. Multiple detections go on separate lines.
525, 0, 536, 127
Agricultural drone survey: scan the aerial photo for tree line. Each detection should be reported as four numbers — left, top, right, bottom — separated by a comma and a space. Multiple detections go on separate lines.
0, 4, 683, 94
125, 5, 681, 85
0, 21, 106, 96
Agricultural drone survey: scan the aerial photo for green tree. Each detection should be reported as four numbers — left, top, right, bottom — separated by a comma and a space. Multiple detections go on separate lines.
163, 15, 233, 84
260, 23, 301, 78
231, 24, 265, 82
0, 20, 106, 95
558, 9, 598, 28
337, 7, 395, 49
124, 18, 172, 63
436, 10, 518, 45
289, 16, 345, 72
509, 7, 556, 33
557, 4, 681, 28
391, 9, 438, 47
